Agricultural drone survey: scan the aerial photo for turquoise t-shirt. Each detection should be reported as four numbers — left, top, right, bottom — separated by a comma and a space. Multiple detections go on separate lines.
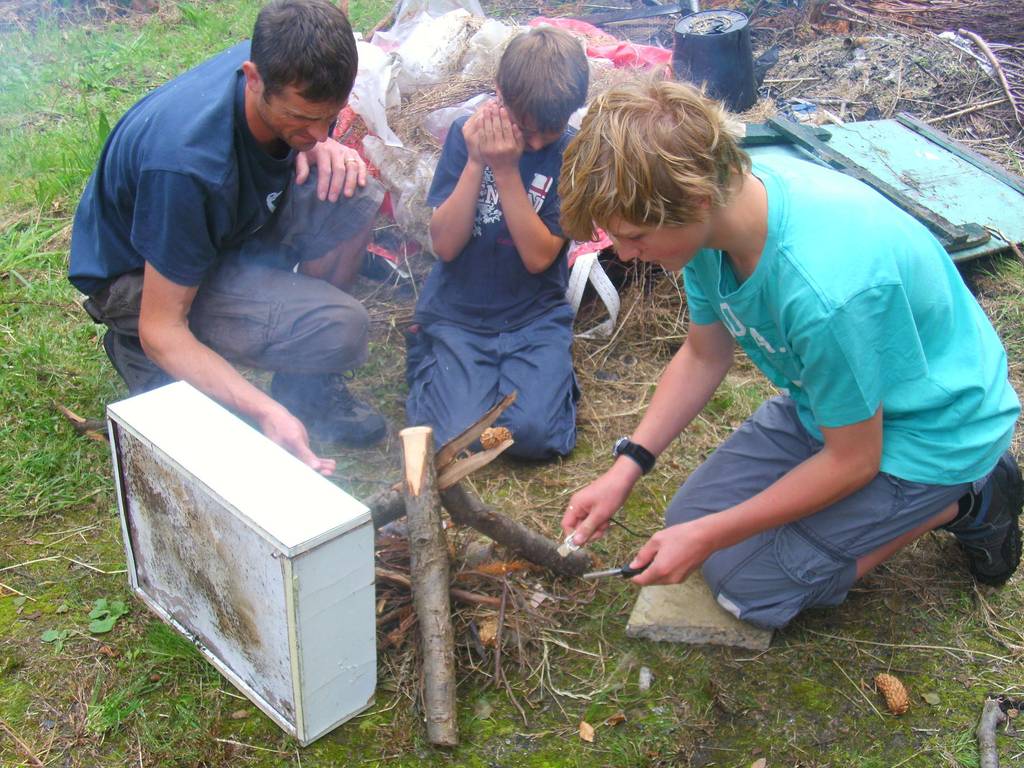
683, 155, 1019, 485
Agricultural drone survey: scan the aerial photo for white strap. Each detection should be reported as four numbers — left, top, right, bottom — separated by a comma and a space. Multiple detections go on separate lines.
565, 250, 620, 340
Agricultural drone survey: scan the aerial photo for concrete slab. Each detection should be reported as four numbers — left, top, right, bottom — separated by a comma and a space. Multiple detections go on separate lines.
626, 574, 773, 651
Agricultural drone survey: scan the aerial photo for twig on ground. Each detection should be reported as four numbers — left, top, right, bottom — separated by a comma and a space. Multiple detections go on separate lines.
984, 227, 1024, 269
55, 402, 108, 439
401, 426, 458, 747
213, 738, 291, 755
831, 659, 885, 720
0, 582, 34, 601
974, 585, 1024, 655
448, 588, 501, 608
806, 629, 1013, 663
0, 716, 44, 767
376, 567, 500, 607
959, 29, 1024, 130
0, 556, 60, 572
493, 580, 508, 688
925, 97, 1008, 124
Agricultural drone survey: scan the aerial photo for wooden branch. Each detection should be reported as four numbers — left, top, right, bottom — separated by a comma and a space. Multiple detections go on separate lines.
959, 28, 1024, 130
366, 395, 518, 529
400, 427, 458, 748
368, 0, 400, 38
367, 437, 515, 530
449, 588, 502, 607
375, 567, 412, 589
440, 483, 593, 577
436, 439, 514, 490
56, 402, 108, 440
977, 697, 1006, 768
368, 486, 406, 529
375, 567, 501, 607
435, 392, 517, 469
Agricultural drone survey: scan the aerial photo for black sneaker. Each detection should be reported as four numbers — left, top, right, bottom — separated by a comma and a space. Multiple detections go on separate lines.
944, 452, 1023, 586
271, 372, 386, 447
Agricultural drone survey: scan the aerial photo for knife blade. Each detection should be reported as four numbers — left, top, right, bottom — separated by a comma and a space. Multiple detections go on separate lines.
582, 563, 650, 579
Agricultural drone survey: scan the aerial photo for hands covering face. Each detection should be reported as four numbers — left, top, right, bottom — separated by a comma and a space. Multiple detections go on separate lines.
462, 99, 524, 172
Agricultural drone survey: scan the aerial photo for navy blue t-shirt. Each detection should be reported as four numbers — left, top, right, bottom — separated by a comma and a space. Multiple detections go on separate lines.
69, 42, 294, 295
415, 115, 572, 332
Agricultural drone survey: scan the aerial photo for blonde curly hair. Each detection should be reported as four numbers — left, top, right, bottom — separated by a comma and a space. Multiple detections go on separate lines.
559, 78, 750, 241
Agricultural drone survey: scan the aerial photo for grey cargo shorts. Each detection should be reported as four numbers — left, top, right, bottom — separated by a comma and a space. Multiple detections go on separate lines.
86, 173, 385, 393
666, 396, 990, 629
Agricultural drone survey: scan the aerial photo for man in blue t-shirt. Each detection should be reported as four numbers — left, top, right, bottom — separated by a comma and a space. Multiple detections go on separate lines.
558, 81, 1022, 629
70, 0, 386, 474
405, 27, 588, 459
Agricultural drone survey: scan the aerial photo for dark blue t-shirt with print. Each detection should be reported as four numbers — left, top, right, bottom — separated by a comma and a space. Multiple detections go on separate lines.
69, 42, 294, 295
415, 115, 571, 332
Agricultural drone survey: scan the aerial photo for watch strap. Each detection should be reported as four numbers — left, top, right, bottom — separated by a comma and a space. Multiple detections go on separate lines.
614, 437, 655, 475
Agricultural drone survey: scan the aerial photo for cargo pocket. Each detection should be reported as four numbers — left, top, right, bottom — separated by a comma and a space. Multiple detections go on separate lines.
189, 289, 277, 366
99, 271, 146, 331
773, 522, 852, 587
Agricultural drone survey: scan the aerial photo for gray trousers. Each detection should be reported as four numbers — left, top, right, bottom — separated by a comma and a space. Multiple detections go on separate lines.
85, 175, 384, 394
667, 396, 988, 629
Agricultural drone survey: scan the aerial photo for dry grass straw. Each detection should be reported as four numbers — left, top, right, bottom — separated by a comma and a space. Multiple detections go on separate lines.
387, 76, 493, 152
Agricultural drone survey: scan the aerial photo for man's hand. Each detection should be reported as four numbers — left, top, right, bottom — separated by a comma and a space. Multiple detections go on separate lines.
257, 404, 337, 476
626, 519, 717, 586
478, 103, 524, 174
561, 461, 641, 546
139, 264, 337, 476
295, 140, 367, 202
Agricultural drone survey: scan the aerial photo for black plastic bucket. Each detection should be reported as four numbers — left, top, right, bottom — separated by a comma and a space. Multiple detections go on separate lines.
673, 9, 756, 112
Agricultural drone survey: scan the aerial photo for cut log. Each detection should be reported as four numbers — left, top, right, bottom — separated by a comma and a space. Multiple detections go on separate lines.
440, 483, 592, 577
369, 486, 406, 529
400, 426, 458, 748
977, 696, 1006, 768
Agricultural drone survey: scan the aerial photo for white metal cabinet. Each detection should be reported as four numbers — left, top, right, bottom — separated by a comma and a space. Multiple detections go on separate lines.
106, 382, 375, 745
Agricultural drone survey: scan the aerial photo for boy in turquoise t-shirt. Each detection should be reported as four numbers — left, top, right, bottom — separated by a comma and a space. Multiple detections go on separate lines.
557, 80, 1021, 628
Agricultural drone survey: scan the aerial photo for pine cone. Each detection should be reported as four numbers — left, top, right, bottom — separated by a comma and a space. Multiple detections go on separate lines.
875, 673, 910, 715
480, 427, 513, 450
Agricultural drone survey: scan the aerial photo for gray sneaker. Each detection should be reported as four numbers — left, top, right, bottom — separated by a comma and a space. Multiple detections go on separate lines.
944, 452, 1023, 586
271, 373, 386, 447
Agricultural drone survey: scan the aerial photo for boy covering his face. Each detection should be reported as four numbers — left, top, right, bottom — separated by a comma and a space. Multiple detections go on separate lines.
406, 27, 589, 459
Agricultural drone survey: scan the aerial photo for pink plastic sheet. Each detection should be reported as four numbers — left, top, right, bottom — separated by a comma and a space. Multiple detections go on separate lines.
529, 16, 673, 70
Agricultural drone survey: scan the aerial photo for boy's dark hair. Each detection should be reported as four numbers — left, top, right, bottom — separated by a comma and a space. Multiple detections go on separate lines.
251, 0, 357, 104
496, 27, 589, 133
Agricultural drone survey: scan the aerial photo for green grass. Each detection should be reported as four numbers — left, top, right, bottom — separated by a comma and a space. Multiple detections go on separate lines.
3, 2, 1024, 766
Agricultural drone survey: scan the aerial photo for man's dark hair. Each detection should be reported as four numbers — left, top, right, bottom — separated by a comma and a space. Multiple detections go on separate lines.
251, 0, 357, 104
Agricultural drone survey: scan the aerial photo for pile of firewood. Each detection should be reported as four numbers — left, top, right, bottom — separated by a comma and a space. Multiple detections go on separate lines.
365, 394, 592, 746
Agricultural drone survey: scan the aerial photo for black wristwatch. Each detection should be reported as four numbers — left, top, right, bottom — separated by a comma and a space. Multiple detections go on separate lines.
612, 436, 656, 475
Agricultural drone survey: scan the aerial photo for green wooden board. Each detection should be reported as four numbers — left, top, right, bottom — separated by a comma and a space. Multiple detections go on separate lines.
745, 118, 1024, 263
